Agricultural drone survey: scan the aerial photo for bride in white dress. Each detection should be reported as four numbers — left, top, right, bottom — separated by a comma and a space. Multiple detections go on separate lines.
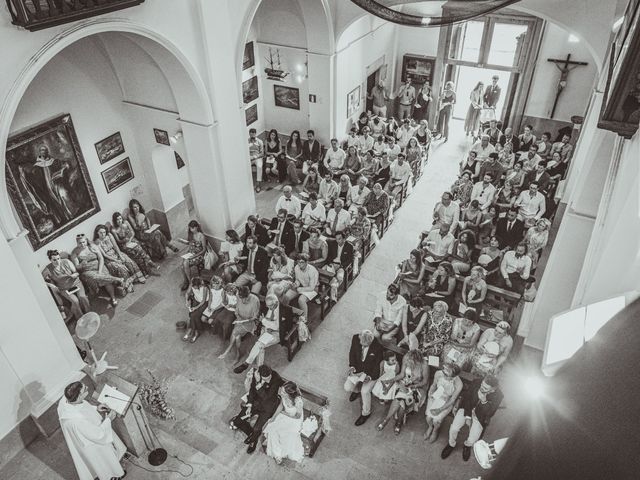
263, 381, 305, 464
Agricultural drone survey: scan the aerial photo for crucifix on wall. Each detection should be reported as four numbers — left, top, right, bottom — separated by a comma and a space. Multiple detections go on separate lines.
547, 54, 589, 118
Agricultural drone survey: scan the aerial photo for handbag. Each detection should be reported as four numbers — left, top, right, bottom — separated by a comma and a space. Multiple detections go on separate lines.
204, 242, 218, 270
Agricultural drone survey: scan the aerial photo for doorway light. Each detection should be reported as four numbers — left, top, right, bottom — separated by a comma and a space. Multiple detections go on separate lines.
568, 34, 580, 43
170, 131, 183, 144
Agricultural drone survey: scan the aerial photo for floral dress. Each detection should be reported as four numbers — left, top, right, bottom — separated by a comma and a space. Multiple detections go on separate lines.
111, 221, 156, 275
73, 247, 122, 294
441, 317, 481, 370
95, 236, 142, 282
451, 180, 473, 208
420, 311, 453, 357
129, 213, 169, 260
186, 233, 206, 269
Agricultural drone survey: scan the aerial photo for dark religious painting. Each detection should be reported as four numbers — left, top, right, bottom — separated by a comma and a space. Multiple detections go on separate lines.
175, 151, 185, 169
245, 104, 258, 126
274, 85, 300, 110
243, 76, 259, 104
598, 0, 640, 138
347, 85, 361, 118
101, 157, 134, 193
5, 114, 100, 250
94, 131, 124, 164
153, 128, 170, 146
243, 41, 255, 70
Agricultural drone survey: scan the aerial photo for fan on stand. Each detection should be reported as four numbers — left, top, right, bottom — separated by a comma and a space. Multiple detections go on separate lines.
75, 312, 118, 376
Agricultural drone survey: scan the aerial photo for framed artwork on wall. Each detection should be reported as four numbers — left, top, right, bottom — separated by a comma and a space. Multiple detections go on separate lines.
245, 104, 258, 126
347, 85, 361, 118
274, 85, 300, 110
243, 41, 255, 70
5, 113, 100, 250
401, 54, 436, 85
153, 128, 170, 146
175, 151, 185, 169
242, 76, 259, 104
94, 131, 124, 164
101, 157, 134, 193
598, 0, 640, 138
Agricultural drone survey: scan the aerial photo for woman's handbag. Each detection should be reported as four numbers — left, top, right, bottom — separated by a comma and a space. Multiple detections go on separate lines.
203, 242, 218, 270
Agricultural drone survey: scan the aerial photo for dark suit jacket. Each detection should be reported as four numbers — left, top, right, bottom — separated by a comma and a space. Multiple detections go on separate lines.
461, 379, 503, 428
302, 140, 322, 164
524, 171, 552, 193
483, 85, 501, 108
498, 134, 520, 153
291, 229, 310, 255
348, 335, 383, 380
327, 240, 354, 269
494, 217, 525, 250
247, 370, 284, 415
268, 218, 295, 253
257, 302, 294, 345
239, 245, 269, 284
244, 222, 270, 247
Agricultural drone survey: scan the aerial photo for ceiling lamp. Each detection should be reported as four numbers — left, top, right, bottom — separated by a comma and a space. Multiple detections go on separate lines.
350, 0, 521, 27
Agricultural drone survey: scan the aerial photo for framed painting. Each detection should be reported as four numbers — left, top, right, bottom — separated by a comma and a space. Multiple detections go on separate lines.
94, 131, 124, 164
243, 41, 255, 70
242, 76, 259, 104
175, 151, 185, 169
5, 114, 100, 250
274, 85, 300, 110
598, 0, 640, 138
153, 128, 170, 146
401, 54, 436, 85
101, 157, 134, 193
347, 85, 361, 118
245, 104, 258, 126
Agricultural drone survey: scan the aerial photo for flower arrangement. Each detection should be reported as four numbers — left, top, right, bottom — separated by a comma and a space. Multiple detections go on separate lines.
139, 370, 175, 420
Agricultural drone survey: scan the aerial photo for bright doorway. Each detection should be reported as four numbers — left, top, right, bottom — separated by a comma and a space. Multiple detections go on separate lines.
452, 65, 512, 121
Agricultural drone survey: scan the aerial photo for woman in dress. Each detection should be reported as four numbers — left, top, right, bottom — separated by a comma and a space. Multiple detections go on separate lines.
202, 275, 227, 327
517, 125, 537, 154
371, 351, 401, 402
478, 205, 498, 245
451, 171, 474, 209
214, 283, 238, 340
413, 83, 432, 122
458, 199, 482, 235
471, 321, 513, 376
263, 381, 305, 464
464, 82, 484, 138
265, 129, 282, 180
398, 297, 428, 347
448, 229, 476, 275
405, 137, 423, 176
219, 230, 244, 283
499, 142, 516, 170
461, 266, 487, 314
419, 300, 454, 357
344, 147, 361, 184
218, 286, 260, 363
127, 199, 177, 260
93, 224, 143, 290
286, 130, 303, 165
350, 207, 372, 255
302, 228, 328, 268
267, 247, 295, 294
301, 166, 321, 198
435, 81, 456, 142
376, 344, 429, 435
423, 261, 456, 310
396, 249, 426, 299
178, 220, 207, 291
441, 309, 482, 371
372, 153, 391, 187
477, 236, 502, 273
70, 234, 123, 306
357, 151, 378, 182
494, 180, 518, 212
110, 212, 158, 276
337, 174, 353, 208
424, 362, 463, 442
505, 160, 525, 188
414, 120, 432, 149
356, 111, 370, 134
183, 276, 210, 343
524, 218, 550, 270
384, 117, 399, 138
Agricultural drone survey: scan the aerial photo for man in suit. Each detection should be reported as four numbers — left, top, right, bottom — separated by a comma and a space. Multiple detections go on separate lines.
344, 329, 384, 426
301, 129, 322, 167
498, 127, 520, 153
441, 374, 503, 461
326, 231, 355, 301
243, 215, 270, 247
230, 364, 284, 454
290, 219, 309, 257
235, 235, 269, 294
268, 208, 295, 253
483, 75, 501, 108
234, 294, 293, 373
494, 208, 525, 250
524, 161, 552, 193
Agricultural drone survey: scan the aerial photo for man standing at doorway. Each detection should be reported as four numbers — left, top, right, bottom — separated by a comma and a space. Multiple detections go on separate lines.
396, 77, 416, 120
368, 79, 389, 118
483, 75, 501, 109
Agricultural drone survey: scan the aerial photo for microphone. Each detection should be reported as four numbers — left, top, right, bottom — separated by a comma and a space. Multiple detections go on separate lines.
101, 394, 168, 466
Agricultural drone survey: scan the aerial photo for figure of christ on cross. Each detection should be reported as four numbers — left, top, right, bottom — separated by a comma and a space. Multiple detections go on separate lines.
547, 54, 589, 118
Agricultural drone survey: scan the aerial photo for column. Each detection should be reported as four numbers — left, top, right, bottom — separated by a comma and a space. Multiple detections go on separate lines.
308, 52, 335, 142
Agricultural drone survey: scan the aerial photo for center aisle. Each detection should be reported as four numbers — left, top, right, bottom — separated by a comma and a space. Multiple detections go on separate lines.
278, 122, 478, 480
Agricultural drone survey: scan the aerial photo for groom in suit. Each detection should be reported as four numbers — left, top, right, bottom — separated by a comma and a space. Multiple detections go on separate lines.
483, 75, 501, 108
230, 364, 284, 453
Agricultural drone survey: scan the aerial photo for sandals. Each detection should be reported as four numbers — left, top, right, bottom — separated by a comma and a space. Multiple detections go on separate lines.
190, 331, 200, 343
182, 328, 193, 341
110, 298, 118, 307
394, 417, 402, 435
376, 418, 389, 431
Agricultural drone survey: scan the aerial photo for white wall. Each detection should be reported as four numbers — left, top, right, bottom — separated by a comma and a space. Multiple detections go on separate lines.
254, 0, 307, 49
525, 22, 598, 122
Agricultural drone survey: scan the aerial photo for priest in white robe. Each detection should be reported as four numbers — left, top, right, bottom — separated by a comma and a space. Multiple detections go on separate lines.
57, 381, 127, 480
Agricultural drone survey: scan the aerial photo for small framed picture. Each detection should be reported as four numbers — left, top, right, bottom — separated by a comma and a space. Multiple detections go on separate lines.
94, 131, 124, 164
243, 76, 259, 104
245, 104, 258, 126
175, 151, 185, 169
243, 42, 255, 70
153, 128, 170, 146
102, 157, 134, 193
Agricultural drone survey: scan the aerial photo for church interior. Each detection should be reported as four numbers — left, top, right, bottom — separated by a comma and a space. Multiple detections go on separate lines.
1, 0, 639, 479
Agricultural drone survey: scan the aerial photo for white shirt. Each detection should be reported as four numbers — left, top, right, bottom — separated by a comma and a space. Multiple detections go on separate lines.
350, 185, 371, 207
501, 250, 532, 280
345, 135, 359, 149
470, 181, 497, 210
424, 229, 455, 258
389, 160, 412, 185
374, 292, 407, 326
470, 141, 495, 160
521, 153, 542, 173
356, 135, 374, 152
324, 147, 346, 170
373, 141, 386, 156
433, 201, 460, 227
275, 195, 301, 217
220, 241, 243, 262
319, 179, 339, 203
326, 208, 351, 234
302, 202, 326, 226
514, 191, 546, 219
261, 304, 280, 331
396, 127, 415, 149
385, 144, 401, 161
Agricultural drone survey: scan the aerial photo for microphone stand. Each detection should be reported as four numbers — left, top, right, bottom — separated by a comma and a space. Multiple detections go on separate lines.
103, 394, 168, 466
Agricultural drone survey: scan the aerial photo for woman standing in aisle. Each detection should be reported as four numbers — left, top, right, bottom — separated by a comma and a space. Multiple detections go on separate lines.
464, 82, 484, 138
435, 81, 456, 142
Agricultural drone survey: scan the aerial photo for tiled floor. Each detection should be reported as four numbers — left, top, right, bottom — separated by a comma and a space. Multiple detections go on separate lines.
1, 121, 541, 480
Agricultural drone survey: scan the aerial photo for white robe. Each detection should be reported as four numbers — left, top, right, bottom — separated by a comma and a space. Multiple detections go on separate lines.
57, 398, 126, 480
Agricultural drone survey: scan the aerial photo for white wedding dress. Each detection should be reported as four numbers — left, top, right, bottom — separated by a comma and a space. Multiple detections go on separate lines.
263, 396, 305, 462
